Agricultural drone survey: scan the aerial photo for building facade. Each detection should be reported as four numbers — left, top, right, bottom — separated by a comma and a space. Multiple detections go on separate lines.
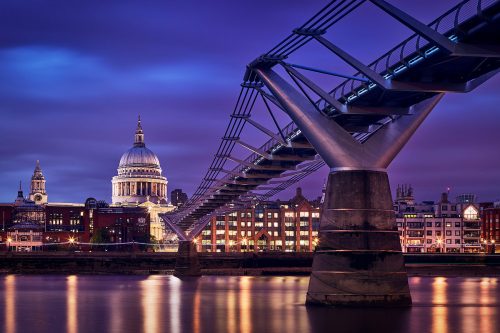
481, 205, 500, 253
171, 189, 188, 207
395, 189, 482, 253
197, 188, 321, 253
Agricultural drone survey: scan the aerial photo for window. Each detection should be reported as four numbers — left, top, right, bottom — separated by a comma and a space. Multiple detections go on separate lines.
427, 230, 432, 236
299, 211, 309, 218
274, 213, 278, 218
446, 239, 451, 244
436, 231, 442, 237
396, 222, 402, 227
455, 239, 461, 244
455, 222, 461, 227
436, 222, 441, 227
446, 231, 452, 236
446, 223, 452, 227
426, 222, 432, 227
274, 222, 278, 228
442, 205, 448, 211
267, 213, 272, 219
464, 206, 479, 220
455, 230, 460, 236
427, 239, 432, 244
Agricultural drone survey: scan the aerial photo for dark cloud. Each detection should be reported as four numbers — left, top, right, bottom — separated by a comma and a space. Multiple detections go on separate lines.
0, 0, 499, 204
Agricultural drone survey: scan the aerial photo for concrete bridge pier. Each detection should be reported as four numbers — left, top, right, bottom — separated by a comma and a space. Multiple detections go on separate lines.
174, 240, 201, 277
306, 170, 410, 306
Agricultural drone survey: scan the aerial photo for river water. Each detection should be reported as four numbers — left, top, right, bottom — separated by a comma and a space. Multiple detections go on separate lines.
0, 275, 499, 333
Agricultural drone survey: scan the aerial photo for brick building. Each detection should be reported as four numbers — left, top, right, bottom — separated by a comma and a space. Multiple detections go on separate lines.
481, 205, 500, 253
198, 188, 321, 252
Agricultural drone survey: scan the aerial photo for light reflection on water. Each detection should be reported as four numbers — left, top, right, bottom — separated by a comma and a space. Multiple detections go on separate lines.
1, 275, 500, 333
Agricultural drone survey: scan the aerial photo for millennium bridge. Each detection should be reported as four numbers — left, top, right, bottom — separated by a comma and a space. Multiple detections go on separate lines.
160, 0, 500, 306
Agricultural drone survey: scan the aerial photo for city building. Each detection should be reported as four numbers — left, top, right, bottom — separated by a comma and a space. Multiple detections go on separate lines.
395, 187, 482, 253
171, 189, 188, 207
111, 116, 168, 205
197, 188, 321, 252
111, 117, 175, 240
481, 204, 500, 253
0, 194, 151, 252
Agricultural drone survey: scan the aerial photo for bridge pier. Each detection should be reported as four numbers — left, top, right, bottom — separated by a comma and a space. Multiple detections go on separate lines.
306, 170, 411, 306
174, 240, 201, 277
252, 67, 444, 307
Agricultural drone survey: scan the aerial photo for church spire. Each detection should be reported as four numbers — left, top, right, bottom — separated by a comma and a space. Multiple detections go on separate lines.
134, 115, 145, 147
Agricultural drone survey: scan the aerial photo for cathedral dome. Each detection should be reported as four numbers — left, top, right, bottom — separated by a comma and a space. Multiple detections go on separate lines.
112, 116, 168, 205
119, 146, 160, 168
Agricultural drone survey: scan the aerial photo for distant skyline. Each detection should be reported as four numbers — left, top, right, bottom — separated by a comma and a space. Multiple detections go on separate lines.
1, 0, 499, 204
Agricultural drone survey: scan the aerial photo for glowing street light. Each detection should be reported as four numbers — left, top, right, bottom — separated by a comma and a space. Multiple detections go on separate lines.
6, 237, 12, 243
68, 237, 75, 244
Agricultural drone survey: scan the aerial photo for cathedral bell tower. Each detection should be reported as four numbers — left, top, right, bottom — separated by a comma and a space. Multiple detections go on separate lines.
29, 160, 48, 204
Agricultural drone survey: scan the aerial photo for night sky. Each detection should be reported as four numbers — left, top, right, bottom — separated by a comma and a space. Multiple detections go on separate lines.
0, 0, 499, 204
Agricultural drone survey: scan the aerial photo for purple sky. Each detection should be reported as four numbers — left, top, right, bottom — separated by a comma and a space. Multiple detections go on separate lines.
0, 0, 499, 204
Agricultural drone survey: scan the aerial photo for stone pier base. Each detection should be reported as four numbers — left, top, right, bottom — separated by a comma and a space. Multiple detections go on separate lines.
306, 170, 411, 307
174, 240, 201, 277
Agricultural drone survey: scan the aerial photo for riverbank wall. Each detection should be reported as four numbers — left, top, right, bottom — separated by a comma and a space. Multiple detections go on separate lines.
2, 252, 500, 276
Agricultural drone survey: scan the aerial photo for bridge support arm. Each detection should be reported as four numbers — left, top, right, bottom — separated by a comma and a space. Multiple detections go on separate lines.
159, 214, 188, 241
254, 67, 369, 169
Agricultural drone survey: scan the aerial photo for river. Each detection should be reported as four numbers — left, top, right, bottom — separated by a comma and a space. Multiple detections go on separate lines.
1, 275, 499, 332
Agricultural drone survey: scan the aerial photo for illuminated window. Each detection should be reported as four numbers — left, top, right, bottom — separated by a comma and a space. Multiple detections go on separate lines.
464, 206, 479, 220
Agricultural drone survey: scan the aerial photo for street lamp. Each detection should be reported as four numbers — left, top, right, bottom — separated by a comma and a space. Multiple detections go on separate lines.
312, 237, 319, 249
6, 237, 12, 252
436, 238, 443, 253
242, 237, 248, 252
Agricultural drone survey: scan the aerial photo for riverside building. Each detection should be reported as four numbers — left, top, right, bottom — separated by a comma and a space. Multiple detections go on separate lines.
197, 188, 321, 252
395, 186, 482, 253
